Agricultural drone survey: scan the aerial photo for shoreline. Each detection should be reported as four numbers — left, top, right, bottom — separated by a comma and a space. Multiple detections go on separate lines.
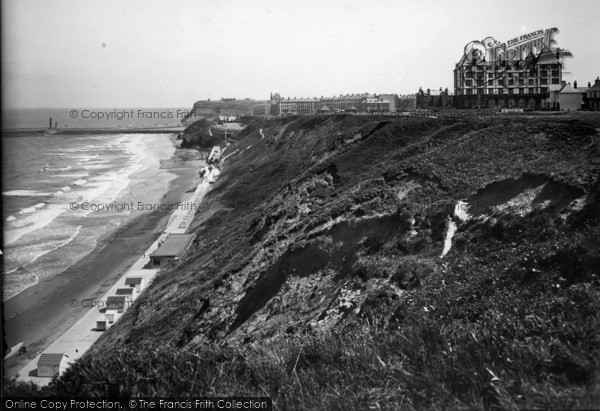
2, 139, 204, 378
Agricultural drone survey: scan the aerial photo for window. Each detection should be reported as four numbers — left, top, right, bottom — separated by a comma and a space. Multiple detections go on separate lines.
552, 70, 560, 77
508, 89, 514, 95
519, 79, 525, 85
509, 79, 515, 86
529, 99, 535, 107
528, 79, 534, 85
541, 78, 548, 85
488, 73, 494, 78
488, 99, 494, 108
508, 99, 515, 107
518, 99, 525, 107
466, 79, 473, 86
488, 89, 494, 94
552, 78, 560, 84
519, 72, 524, 78
499, 99, 504, 107
519, 88, 525, 95
477, 79, 484, 86
466, 89, 472, 95
528, 88, 535, 94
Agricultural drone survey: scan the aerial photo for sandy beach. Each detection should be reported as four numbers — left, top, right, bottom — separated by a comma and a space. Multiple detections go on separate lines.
2, 139, 205, 379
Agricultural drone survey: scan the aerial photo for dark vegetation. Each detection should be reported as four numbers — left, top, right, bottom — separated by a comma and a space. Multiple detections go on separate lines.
180, 118, 221, 150
5, 113, 600, 409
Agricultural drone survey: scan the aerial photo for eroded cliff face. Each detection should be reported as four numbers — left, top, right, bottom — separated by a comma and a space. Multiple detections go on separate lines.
91, 114, 600, 353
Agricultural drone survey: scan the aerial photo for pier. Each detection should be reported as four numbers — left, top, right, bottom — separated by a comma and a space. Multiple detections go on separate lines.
2, 126, 185, 136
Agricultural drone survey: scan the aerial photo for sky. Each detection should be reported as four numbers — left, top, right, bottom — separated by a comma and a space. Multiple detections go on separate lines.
2, 0, 599, 108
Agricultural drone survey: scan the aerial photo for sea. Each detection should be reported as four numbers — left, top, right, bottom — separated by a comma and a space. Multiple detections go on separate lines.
1, 107, 189, 300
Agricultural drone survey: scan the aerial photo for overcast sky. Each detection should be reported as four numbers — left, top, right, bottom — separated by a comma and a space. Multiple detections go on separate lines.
2, 0, 599, 108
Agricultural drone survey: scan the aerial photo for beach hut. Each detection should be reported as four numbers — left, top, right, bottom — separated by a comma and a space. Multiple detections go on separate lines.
37, 353, 65, 377
104, 296, 128, 324
124, 277, 144, 292
104, 312, 116, 324
106, 295, 127, 312
149, 234, 195, 267
116, 287, 135, 297
96, 319, 107, 331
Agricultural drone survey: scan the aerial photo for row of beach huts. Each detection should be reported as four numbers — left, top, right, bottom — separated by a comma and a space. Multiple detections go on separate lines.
34, 233, 196, 378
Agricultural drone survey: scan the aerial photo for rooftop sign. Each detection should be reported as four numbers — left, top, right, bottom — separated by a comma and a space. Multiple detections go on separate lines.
460, 27, 566, 66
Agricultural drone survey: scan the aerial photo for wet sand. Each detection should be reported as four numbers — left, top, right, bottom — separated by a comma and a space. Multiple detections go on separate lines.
2, 144, 203, 378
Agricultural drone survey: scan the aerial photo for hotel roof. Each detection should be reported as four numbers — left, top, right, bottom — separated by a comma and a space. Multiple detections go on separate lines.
116, 288, 134, 295
150, 234, 195, 258
125, 277, 143, 285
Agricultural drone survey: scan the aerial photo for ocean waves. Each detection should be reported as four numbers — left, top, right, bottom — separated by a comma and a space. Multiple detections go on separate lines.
2, 133, 176, 300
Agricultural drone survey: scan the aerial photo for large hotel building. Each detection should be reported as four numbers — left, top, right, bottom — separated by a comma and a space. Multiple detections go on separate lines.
454, 28, 572, 109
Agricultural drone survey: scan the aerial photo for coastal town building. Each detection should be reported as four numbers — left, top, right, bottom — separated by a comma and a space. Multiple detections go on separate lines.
547, 82, 582, 110
211, 122, 245, 139
585, 77, 600, 110
364, 94, 402, 112
454, 27, 572, 109
319, 94, 367, 112
415, 88, 453, 109
37, 353, 66, 377
279, 97, 320, 115
278, 93, 405, 114
149, 234, 195, 267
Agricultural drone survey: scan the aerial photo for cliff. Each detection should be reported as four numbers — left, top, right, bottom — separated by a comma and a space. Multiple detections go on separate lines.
7, 113, 600, 409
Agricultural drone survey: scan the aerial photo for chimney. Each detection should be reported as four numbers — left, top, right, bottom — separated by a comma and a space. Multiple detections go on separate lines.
439, 87, 442, 91
589, 82, 592, 88
574, 81, 577, 89
427, 88, 431, 95
561, 80, 566, 86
